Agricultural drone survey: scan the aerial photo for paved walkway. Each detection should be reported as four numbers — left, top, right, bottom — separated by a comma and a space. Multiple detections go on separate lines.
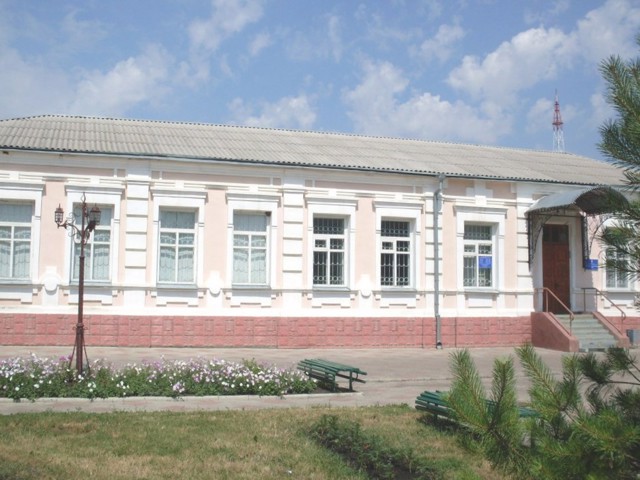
0, 345, 569, 415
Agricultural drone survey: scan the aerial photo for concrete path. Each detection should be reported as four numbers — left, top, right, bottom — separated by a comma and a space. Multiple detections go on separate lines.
0, 345, 569, 415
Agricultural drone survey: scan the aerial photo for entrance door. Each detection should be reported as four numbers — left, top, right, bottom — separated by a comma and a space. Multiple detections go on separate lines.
542, 224, 571, 313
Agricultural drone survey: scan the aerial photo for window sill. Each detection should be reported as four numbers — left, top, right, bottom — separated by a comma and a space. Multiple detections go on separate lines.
464, 288, 498, 294
312, 285, 350, 292
380, 287, 417, 293
156, 283, 198, 290
0, 279, 31, 286
69, 282, 112, 288
231, 285, 271, 290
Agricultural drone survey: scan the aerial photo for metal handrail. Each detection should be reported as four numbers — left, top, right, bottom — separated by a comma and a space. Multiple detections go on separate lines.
581, 287, 626, 334
534, 287, 575, 334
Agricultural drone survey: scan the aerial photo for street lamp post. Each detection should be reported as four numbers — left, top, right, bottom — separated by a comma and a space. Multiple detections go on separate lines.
55, 193, 101, 374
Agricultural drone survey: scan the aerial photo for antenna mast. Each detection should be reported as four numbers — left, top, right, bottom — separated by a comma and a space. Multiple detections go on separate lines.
552, 90, 565, 152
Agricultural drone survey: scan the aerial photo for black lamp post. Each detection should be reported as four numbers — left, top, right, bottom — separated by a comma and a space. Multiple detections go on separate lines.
55, 193, 101, 374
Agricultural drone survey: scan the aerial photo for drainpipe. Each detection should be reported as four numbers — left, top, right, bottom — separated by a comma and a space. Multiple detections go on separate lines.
434, 174, 445, 349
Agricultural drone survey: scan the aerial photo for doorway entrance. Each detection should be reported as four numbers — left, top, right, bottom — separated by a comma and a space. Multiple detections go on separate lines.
542, 224, 571, 313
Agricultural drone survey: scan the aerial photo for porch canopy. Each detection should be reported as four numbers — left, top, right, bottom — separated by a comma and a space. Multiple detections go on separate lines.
526, 186, 628, 265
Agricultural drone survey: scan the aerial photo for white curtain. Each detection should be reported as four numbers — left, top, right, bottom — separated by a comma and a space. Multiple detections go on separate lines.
233, 214, 267, 284
159, 210, 196, 283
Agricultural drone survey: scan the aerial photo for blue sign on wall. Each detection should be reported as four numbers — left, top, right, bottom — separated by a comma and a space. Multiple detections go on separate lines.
584, 259, 598, 270
479, 256, 492, 269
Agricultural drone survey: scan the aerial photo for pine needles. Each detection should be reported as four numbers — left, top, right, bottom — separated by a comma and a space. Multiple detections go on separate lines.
447, 346, 640, 479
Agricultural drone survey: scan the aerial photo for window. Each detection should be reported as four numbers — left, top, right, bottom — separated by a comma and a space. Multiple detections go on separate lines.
72, 206, 112, 282
0, 203, 32, 279
606, 248, 629, 289
313, 217, 346, 286
158, 210, 196, 283
463, 224, 493, 287
233, 213, 268, 285
380, 220, 411, 287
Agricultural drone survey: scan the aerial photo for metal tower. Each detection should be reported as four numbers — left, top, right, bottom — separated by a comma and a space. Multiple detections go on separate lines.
552, 91, 565, 152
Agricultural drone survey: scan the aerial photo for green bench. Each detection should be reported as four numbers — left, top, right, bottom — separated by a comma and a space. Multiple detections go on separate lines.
297, 358, 367, 392
415, 391, 451, 419
415, 390, 537, 420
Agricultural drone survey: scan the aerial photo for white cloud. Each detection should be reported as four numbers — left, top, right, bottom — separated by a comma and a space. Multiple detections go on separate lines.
447, 27, 569, 105
590, 91, 615, 130
526, 97, 553, 134
184, 0, 264, 84
342, 60, 408, 120
447, 0, 640, 109
229, 95, 317, 129
60, 10, 107, 53
188, 0, 264, 53
284, 14, 345, 63
0, 8, 175, 119
0, 46, 72, 117
70, 45, 173, 116
574, 0, 640, 63
524, 0, 570, 24
328, 15, 343, 62
419, 22, 465, 63
343, 60, 510, 144
249, 32, 271, 56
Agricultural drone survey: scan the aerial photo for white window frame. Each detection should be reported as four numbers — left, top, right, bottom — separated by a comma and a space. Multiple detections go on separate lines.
605, 248, 630, 290
63, 187, 122, 286
0, 202, 33, 280
71, 204, 114, 283
374, 201, 422, 290
0, 182, 43, 283
306, 198, 357, 289
312, 216, 347, 287
380, 219, 412, 287
463, 223, 494, 288
455, 206, 506, 292
151, 188, 206, 287
226, 193, 279, 288
158, 209, 197, 284
232, 212, 270, 286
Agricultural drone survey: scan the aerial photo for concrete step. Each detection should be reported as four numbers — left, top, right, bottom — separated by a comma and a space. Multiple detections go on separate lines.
553, 313, 616, 351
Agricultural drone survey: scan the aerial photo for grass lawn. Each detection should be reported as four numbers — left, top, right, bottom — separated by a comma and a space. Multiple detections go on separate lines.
0, 405, 502, 480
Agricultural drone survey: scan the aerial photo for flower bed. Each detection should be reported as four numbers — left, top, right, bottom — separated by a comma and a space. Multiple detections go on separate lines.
0, 354, 317, 401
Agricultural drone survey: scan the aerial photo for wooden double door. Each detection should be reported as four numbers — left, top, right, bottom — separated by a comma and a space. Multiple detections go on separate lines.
542, 224, 571, 313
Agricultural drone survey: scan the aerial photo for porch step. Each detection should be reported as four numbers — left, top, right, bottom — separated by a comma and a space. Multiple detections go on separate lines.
555, 314, 617, 351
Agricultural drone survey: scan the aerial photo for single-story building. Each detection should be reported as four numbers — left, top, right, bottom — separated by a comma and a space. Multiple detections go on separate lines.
0, 115, 636, 351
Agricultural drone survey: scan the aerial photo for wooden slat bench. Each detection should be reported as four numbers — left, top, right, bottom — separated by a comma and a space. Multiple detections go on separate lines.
415, 390, 538, 420
297, 358, 367, 392
415, 390, 451, 419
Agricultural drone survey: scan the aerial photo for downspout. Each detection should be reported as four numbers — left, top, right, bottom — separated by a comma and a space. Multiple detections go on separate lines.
434, 174, 445, 349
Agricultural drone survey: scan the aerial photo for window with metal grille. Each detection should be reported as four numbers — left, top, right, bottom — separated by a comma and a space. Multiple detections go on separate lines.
0, 203, 32, 279
313, 217, 345, 286
72, 205, 113, 282
158, 210, 196, 284
463, 224, 493, 287
233, 213, 268, 285
380, 220, 411, 287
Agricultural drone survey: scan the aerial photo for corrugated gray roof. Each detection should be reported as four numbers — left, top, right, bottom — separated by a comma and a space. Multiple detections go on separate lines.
0, 115, 625, 185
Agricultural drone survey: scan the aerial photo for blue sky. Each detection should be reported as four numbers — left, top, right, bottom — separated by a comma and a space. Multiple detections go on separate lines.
1, 0, 640, 161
